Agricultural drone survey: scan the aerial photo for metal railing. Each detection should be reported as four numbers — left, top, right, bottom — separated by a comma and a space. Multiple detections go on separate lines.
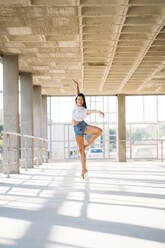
120, 139, 165, 161
1, 131, 48, 178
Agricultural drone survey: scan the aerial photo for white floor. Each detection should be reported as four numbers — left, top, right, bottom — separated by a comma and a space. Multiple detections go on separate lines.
0, 161, 165, 248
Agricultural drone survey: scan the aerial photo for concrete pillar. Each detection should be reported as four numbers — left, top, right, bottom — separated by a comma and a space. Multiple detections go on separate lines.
42, 95, 48, 162
33, 85, 42, 165
20, 72, 33, 168
117, 94, 126, 162
3, 55, 20, 173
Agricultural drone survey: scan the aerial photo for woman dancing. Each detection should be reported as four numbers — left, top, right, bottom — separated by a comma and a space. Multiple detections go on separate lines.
72, 80, 105, 180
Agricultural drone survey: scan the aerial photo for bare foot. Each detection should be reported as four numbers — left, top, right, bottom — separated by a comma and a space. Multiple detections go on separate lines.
81, 169, 88, 179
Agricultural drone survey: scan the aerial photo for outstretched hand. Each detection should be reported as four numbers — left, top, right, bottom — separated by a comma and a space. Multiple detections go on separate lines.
99, 111, 105, 118
72, 79, 79, 85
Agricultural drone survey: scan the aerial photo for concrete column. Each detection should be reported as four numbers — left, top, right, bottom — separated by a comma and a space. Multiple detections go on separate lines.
42, 95, 48, 162
117, 94, 126, 162
33, 85, 42, 165
3, 55, 20, 173
20, 72, 33, 168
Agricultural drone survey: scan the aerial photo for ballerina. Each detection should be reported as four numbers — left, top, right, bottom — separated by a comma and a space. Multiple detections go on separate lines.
72, 80, 105, 179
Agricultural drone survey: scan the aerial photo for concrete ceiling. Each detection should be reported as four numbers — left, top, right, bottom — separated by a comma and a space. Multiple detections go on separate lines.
0, 0, 165, 96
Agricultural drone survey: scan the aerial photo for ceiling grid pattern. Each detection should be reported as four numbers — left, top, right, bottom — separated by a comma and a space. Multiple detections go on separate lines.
0, 0, 165, 95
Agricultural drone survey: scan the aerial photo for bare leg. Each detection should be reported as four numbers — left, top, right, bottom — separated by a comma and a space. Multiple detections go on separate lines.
75, 135, 88, 179
85, 132, 102, 148
84, 125, 102, 148
80, 149, 88, 179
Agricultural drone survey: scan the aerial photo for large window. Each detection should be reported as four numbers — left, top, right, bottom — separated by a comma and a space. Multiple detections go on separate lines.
48, 95, 165, 161
126, 96, 165, 160
48, 96, 117, 160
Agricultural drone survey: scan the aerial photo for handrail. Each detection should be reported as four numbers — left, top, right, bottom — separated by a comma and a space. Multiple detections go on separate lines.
119, 138, 164, 161
2, 131, 48, 141
1, 131, 48, 177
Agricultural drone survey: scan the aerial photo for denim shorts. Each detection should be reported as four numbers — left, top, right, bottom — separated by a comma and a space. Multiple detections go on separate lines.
73, 121, 88, 137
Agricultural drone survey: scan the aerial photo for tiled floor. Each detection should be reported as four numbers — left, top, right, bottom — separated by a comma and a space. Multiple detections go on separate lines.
0, 161, 165, 248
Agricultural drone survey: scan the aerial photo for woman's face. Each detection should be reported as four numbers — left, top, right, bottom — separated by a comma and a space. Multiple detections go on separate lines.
77, 96, 84, 106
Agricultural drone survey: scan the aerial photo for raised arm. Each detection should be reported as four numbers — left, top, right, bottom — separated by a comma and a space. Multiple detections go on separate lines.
87, 109, 105, 118
73, 79, 80, 95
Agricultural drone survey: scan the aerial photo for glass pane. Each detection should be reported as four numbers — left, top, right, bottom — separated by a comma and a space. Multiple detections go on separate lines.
85, 114, 90, 123
64, 125, 68, 139
91, 96, 95, 102
104, 112, 108, 122
96, 96, 101, 101
126, 96, 143, 122
109, 96, 117, 112
51, 97, 58, 122
109, 113, 116, 122
86, 97, 90, 109
96, 102, 103, 111
51, 124, 64, 141
144, 96, 156, 122
96, 114, 104, 123
68, 125, 75, 141
104, 96, 108, 112
51, 141, 64, 160
158, 125, 165, 138
50, 96, 75, 123
48, 125, 51, 152
91, 102, 95, 109
131, 124, 157, 141
64, 138, 68, 147
126, 125, 131, 140
158, 96, 165, 121
61, 97, 73, 122
91, 114, 96, 123
109, 127, 116, 136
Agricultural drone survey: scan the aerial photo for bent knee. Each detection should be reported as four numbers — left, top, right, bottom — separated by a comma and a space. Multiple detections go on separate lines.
98, 128, 102, 135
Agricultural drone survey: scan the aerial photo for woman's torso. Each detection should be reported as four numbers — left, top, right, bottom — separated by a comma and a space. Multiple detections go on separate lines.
72, 103, 87, 125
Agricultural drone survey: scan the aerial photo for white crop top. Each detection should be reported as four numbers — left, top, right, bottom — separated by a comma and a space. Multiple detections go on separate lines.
72, 103, 88, 121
